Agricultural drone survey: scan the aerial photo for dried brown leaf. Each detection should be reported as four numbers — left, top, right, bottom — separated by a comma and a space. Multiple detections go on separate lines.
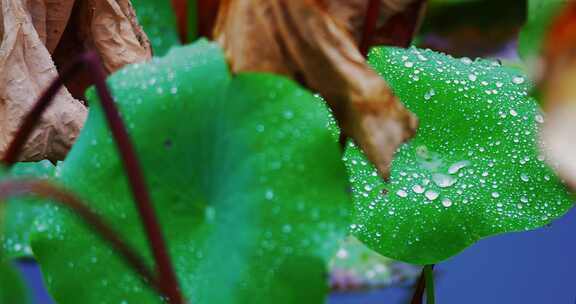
214, 0, 418, 179
1, 0, 151, 162
0, 0, 86, 162
73, 0, 152, 73
542, 106, 576, 190
45, 0, 76, 52
53, 0, 152, 99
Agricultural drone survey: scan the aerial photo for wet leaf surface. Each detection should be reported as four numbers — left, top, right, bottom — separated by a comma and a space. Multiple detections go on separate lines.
346, 46, 573, 264
0, 261, 30, 304
0, 161, 56, 260
30, 40, 350, 304
132, 0, 182, 55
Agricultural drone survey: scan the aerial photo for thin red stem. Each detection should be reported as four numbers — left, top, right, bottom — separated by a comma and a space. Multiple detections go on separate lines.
411, 267, 427, 304
360, 0, 382, 57
0, 179, 158, 293
171, 0, 189, 43
411, 264, 435, 304
82, 53, 184, 304
1, 52, 184, 304
197, 0, 221, 38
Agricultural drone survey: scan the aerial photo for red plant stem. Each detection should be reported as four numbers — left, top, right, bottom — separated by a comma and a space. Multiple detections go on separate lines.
378, 0, 427, 48
82, 53, 184, 304
197, 0, 221, 38
360, 0, 382, 57
0, 179, 158, 294
410, 267, 427, 304
171, 0, 189, 43
2, 52, 184, 304
411, 264, 435, 304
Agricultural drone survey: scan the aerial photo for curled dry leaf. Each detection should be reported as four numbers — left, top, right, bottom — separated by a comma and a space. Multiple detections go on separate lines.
214, 0, 419, 179
74, 0, 152, 72
539, 1, 576, 190
0, 0, 151, 163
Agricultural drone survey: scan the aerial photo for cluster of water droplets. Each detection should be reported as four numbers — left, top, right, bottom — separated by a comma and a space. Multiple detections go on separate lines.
36, 41, 354, 301
344, 47, 573, 262
130, 2, 180, 56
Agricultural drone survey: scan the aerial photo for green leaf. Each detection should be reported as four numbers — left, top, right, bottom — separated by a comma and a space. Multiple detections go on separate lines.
132, 0, 197, 55
518, 0, 568, 60
31, 40, 350, 303
346, 47, 573, 265
0, 262, 30, 304
0, 161, 56, 260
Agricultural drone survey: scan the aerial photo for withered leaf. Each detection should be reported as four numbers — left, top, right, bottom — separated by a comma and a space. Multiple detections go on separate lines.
45, 0, 76, 53
0, 0, 86, 162
214, 0, 419, 179
0, 0, 152, 163
75, 0, 152, 73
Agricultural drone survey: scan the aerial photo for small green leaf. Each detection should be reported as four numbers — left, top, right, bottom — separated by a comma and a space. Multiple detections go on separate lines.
0, 262, 30, 304
518, 0, 568, 60
346, 47, 573, 264
132, 0, 189, 55
31, 40, 350, 303
0, 161, 56, 260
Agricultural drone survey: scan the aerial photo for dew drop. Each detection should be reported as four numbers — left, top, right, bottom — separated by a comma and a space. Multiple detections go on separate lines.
265, 189, 274, 200
205, 206, 216, 221
412, 184, 425, 194
282, 224, 292, 233
336, 248, 348, 259
432, 173, 457, 188
491, 192, 500, 198
424, 88, 436, 100
441, 198, 453, 207
448, 160, 470, 174
396, 190, 408, 198
425, 190, 439, 201
512, 76, 525, 84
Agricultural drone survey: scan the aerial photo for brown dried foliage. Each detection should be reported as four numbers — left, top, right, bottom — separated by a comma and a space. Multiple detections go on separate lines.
0, 0, 151, 163
214, 0, 420, 179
